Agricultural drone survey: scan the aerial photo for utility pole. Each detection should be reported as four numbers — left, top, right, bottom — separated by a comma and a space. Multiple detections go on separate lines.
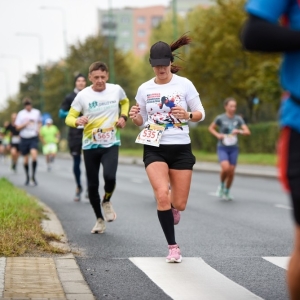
172, 0, 178, 41
108, 0, 115, 83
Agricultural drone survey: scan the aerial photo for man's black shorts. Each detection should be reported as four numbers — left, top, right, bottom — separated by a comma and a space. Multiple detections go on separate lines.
69, 143, 82, 156
19, 137, 39, 156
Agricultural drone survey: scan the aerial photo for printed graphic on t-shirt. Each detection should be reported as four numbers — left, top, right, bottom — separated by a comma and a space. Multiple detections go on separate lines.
88, 100, 117, 112
146, 92, 186, 131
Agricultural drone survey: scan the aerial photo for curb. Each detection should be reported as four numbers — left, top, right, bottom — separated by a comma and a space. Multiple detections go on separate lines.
40, 201, 95, 300
57, 152, 278, 179
117, 156, 278, 179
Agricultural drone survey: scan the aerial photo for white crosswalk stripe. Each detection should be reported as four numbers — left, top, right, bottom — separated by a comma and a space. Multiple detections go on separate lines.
130, 257, 263, 300
263, 257, 290, 270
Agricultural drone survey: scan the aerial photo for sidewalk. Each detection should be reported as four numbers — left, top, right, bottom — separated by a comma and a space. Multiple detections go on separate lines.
58, 152, 278, 179
118, 155, 278, 179
0, 202, 95, 300
0, 155, 278, 300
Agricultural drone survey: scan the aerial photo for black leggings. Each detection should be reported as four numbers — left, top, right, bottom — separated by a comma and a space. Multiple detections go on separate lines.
83, 146, 119, 219
286, 129, 300, 225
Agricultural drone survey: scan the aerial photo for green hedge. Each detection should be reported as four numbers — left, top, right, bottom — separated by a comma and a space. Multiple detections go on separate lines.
120, 127, 142, 149
120, 122, 280, 153
190, 122, 280, 153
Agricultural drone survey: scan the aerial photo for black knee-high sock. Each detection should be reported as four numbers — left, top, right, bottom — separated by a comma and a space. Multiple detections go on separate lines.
102, 184, 115, 203
157, 209, 176, 245
32, 161, 37, 180
24, 164, 29, 181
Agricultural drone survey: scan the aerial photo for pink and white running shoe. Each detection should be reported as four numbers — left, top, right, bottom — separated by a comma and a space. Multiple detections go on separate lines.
166, 244, 182, 263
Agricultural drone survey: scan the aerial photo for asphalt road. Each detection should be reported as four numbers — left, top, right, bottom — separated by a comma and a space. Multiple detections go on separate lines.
0, 156, 294, 300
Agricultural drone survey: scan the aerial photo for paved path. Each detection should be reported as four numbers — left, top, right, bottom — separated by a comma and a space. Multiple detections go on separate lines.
0, 155, 287, 300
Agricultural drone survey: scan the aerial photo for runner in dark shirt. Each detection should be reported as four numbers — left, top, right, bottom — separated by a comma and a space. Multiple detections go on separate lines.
59, 74, 87, 201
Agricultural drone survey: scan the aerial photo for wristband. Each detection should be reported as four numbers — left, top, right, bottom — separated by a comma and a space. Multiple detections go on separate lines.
120, 115, 128, 122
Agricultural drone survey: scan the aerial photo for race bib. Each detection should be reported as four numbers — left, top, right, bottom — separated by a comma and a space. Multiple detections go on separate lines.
223, 134, 237, 146
11, 136, 20, 144
26, 121, 38, 135
92, 127, 116, 145
135, 124, 165, 147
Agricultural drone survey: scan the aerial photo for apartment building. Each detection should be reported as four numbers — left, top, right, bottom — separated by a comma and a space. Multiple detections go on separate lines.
98, 0, 213, 57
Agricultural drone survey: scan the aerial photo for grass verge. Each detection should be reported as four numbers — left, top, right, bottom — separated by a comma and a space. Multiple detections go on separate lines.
119, 148, 277, 166
0, 177, 66, 257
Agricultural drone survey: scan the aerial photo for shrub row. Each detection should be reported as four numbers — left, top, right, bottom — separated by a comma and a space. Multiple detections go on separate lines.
120, 122, 280, 154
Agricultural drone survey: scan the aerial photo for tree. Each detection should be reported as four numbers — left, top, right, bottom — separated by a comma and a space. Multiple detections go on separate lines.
182, 0, 281, 122
0, 34, 134, 133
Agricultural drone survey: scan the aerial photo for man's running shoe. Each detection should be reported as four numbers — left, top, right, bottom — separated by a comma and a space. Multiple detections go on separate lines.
102, 201, 117, 222
74, 187, 82, 202
223, 190, 234, 201
166, 244, 182, 263
31, 178, 38, 186
216, 185, 224, 198
11, 163, 16, 173
91, 218, 106, 234
172, 207, 181, 225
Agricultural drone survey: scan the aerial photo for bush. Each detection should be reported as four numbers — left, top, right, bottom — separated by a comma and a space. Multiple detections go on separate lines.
120, 127, 141, 149
120, 122, 280, 154
190, 122, 280, 153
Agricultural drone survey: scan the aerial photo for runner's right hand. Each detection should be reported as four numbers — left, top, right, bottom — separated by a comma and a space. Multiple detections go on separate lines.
75, 116, 88, 126
129, 104, 140, 120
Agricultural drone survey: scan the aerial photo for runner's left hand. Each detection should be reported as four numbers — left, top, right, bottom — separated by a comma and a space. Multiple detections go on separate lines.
116, 117, 126, 129
171, 107, 188, 119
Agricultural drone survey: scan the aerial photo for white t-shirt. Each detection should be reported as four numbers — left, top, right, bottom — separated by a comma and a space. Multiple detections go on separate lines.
71, 84, 127, 149
15, 108, 42, 138
135, 74, 205, 145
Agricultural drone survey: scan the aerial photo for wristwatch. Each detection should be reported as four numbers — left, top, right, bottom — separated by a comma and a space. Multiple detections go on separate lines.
188, 113, 193, 120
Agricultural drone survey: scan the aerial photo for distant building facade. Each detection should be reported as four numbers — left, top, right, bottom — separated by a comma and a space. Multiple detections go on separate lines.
98, 0, 213, 57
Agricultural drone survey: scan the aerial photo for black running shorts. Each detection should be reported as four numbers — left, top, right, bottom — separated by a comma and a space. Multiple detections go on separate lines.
69, 144, 82, 156
11, 143, 20, 151
19, 137, 39, 156
278, 127, 300, 225
143, 143, 195, 170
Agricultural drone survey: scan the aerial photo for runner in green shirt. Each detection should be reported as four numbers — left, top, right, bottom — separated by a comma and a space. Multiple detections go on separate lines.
39, 118, 60, 171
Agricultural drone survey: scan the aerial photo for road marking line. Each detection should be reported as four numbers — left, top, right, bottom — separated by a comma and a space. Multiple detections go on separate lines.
208, 192, 218, 197
263, 257, 290, 270
0, 258, 6, 298
275, 204, 292, 210
130, 257, 262, 300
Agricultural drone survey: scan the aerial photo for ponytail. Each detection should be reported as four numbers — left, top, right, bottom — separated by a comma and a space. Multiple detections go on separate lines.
169, 33, 192, 73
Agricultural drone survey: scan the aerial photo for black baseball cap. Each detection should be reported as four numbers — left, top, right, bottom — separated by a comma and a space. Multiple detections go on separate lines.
149, 41, 173, 67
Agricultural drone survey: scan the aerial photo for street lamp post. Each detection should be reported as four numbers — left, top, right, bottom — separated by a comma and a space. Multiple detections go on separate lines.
172, 0, 178, 40
40, 6, 70, 89
108, 0, 115, 83
16, 33, 44, 112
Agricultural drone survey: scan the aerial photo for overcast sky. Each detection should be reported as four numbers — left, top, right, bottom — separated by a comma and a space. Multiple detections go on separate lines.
0, 0, 171, 109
